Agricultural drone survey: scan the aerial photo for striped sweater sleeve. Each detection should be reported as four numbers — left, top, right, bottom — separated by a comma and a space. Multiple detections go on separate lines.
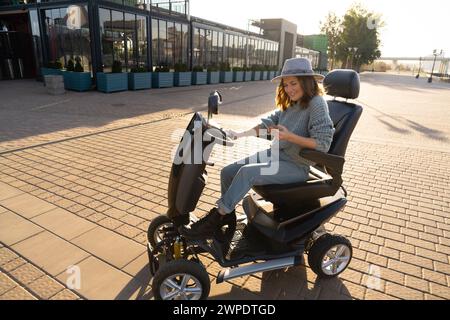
259, 109, 281, 129
308, 96, 335, 153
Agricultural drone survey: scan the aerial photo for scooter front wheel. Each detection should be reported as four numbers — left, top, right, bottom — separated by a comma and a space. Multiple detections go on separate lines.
308, 234, 352, 279
152, 259, 210, 300
147, 215, 175, 249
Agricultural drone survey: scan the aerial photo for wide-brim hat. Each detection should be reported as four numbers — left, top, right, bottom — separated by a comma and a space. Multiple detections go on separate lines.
271, 57, 325, 83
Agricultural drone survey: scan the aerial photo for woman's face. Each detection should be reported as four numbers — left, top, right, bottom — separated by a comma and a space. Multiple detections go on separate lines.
282, 76, 303, 102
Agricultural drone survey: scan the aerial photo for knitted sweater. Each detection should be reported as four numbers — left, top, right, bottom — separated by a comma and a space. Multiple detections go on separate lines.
259, 95, 335, 167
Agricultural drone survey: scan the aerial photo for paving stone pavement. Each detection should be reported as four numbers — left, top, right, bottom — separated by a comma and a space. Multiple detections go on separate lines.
0, 73, 449, 300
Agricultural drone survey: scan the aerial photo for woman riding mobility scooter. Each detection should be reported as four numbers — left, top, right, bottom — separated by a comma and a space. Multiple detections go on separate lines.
147, 69, 363, 300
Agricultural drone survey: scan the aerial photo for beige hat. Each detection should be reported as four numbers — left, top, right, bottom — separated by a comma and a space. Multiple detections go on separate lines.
272, 57, 324, 82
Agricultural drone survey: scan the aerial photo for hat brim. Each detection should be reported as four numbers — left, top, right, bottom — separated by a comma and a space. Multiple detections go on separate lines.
271, 73, 325, 83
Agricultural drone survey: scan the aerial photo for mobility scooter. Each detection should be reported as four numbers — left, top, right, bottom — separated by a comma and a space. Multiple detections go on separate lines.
147, 69, 363, 300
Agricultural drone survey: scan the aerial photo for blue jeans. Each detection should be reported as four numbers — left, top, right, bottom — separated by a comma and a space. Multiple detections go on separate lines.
216, 149, 310, 214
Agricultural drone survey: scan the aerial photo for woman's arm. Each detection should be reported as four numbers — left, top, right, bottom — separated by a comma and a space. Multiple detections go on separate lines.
230, 125, 261, 139
276, 125, 318, 149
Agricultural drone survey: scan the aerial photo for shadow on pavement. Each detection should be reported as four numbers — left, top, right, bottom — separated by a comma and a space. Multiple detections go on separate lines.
0, 80, 276, 150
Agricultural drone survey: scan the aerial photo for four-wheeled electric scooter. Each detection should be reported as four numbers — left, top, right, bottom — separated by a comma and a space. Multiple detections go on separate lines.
147, 69, 363, 300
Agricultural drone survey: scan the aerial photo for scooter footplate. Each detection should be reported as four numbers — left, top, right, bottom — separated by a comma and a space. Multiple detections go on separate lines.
225, 223, 267, 260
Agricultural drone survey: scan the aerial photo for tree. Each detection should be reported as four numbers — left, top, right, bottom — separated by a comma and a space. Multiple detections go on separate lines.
335, 4, 383, 72
320, 12, 342, 70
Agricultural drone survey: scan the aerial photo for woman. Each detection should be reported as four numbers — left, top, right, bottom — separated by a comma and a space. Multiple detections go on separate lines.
182, 57, 335, 239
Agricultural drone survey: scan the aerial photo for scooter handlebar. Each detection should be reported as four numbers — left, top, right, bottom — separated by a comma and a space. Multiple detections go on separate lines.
204, 127, 235, 147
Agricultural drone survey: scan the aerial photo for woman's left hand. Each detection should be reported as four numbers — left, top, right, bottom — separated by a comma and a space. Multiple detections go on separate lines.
274, 125, 292, 141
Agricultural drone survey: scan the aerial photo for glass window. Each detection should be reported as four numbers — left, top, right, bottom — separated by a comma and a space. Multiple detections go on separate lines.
111, 10, 125, 71
151, 18, 158, 69
193, 28, 200, 67
44, 5, 92, 72
218, 32, 223, 64
158, 19, 167, 66
205, 29, 212, 67
136, 14, 147, 68
99, 8, 112, 72
167, 21, 175, 67
181, 24, 188, 65
223, 33, 228, 63
124, 13, 136, 71
199, 28, 206, 67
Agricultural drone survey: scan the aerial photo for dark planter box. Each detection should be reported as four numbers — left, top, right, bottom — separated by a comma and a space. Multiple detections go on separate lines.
244, 71, 252, 81
128, 72, 152, 90
96, 72, 128, 93
63, 71, 92, 92
220, 71, 233, 83
192, 72, 207, 85
233, 71, 244, 82
252, 71, 262, 81
174, 72, 192, 87
207, 71, 220, 84
41, 67, 63, 77
152, 72, 174, 88
262, 71, 268, 80
269, 71, 276, 80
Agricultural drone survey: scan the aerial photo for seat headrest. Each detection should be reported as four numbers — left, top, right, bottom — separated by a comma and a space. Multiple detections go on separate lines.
324, 69, 360, 99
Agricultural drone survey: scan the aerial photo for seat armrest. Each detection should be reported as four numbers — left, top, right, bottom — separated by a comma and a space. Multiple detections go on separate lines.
299, 149, 345, 173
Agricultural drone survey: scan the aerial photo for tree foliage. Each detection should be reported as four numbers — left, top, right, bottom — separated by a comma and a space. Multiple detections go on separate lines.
321, 4, 383, 72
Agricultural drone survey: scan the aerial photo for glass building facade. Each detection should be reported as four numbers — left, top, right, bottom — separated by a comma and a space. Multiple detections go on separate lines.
42, 5, 92, 71
0, 0, 282, 80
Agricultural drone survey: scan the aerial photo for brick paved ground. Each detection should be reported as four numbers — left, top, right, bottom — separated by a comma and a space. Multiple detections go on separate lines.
0, 73, 449, 300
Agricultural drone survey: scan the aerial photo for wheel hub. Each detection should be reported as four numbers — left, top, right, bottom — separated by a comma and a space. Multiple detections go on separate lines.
321, 244, 351, 276
160, 273, 203, 300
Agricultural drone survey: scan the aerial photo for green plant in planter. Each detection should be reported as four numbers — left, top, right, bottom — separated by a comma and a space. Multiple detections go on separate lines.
154, 65, 170, 72
130, 66, 148, 73
66, 59, 75, 71
174, 63, 188, 72
63, 57, 91, 91
112, 60, 123, 73
192, 66, 204, 72
74, 57, 84, 72
207, 65, 219, 72
219, 62, 231, 72
47, 61, 63, 69
232, 67, 243, 72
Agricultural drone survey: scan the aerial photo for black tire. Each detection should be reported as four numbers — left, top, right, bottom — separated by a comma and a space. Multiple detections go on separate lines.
147, 215, 174, 248
308, 234, 352, 279
152, 259, 210, 300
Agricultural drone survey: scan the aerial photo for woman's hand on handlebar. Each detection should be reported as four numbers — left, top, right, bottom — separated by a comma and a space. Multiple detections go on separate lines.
224, 129, 241, 140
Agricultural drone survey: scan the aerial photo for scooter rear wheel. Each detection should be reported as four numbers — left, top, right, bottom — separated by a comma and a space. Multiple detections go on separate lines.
152, 259, 210, 300
308, 234, 352, 279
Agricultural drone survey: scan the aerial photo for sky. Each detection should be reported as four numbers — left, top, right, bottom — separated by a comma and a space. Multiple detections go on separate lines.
190, 0, 450, 58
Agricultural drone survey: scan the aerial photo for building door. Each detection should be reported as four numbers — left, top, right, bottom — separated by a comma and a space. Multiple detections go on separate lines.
0, 11, 35, 80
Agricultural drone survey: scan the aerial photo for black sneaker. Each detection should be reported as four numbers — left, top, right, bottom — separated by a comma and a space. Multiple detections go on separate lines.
181, 208, 236, 240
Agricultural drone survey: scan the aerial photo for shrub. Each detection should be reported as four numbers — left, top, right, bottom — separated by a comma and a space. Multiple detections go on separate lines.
192, 66, 204, 72
174, 63, 188, 72
207, 65, 219, 72
66, 59, 75, 71
47, 61, 63, 69
130, 66, 148, 73
112, 60, 122, 73
219, 62, 231, 72
74, 57, 84, 72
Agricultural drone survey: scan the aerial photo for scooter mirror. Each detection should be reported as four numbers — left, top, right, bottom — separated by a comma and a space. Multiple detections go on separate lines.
208, 90, 222, 122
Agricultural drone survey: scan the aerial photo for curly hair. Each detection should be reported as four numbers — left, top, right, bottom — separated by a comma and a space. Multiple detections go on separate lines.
275, 76, 324, 111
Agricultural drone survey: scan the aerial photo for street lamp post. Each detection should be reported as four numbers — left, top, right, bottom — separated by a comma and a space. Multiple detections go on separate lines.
416, 57, 422, 79
428, 49, 443, 83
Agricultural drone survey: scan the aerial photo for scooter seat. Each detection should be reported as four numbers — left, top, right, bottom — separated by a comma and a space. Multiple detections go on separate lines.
243, 190, 347, 243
